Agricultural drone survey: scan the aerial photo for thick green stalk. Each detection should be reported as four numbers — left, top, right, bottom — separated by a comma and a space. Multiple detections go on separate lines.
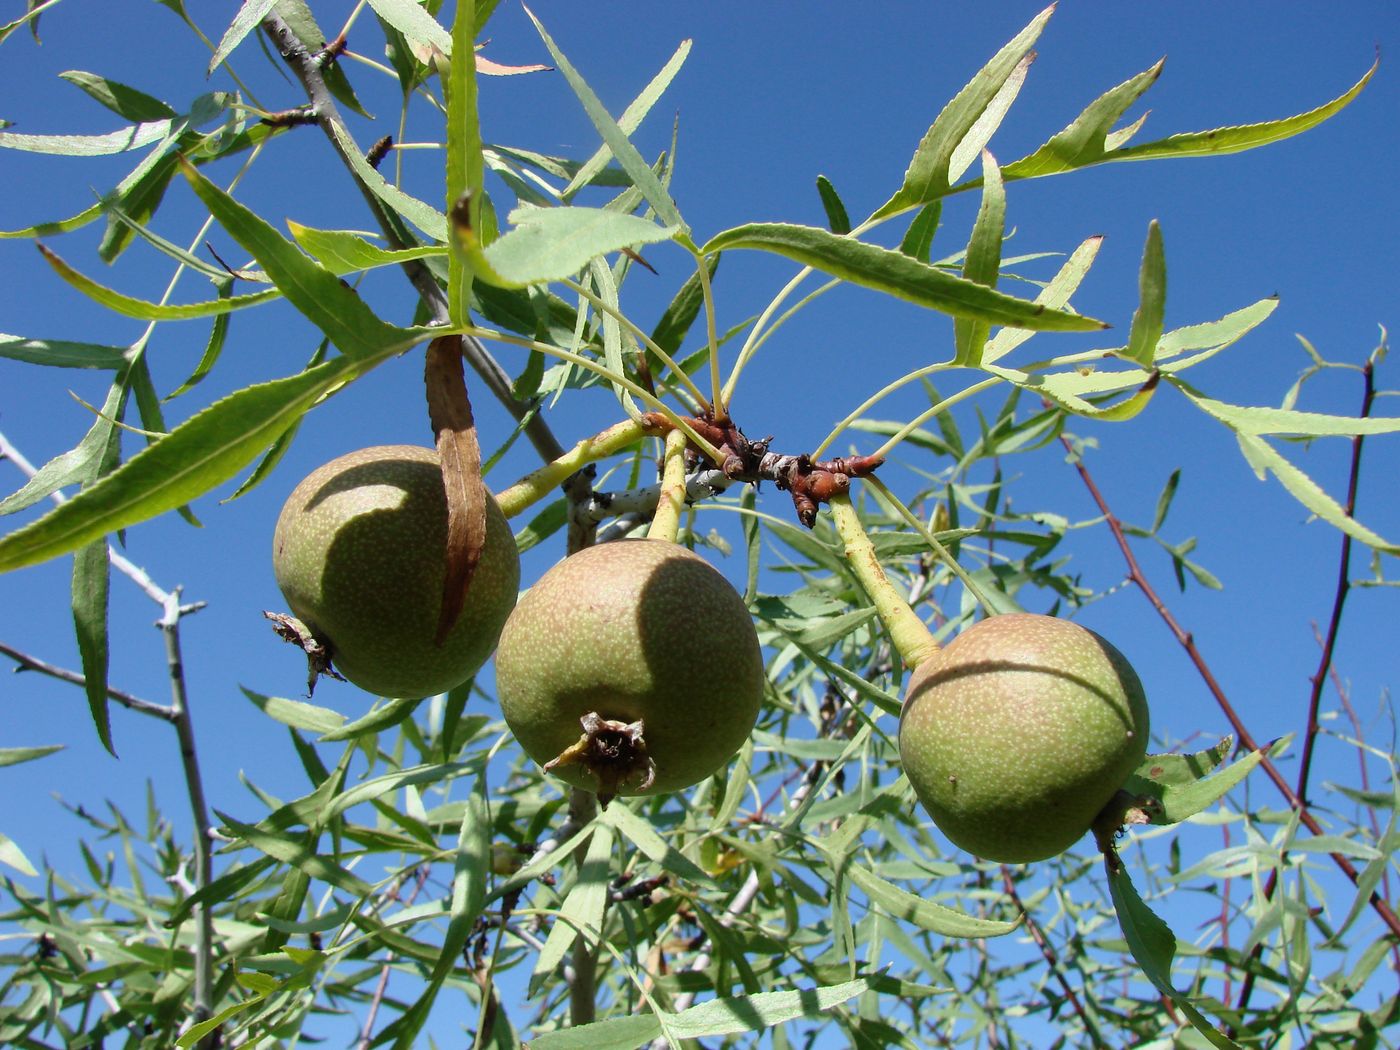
827, 493, 939, 669
646, 428, 690, 543
495, 419, 648, 519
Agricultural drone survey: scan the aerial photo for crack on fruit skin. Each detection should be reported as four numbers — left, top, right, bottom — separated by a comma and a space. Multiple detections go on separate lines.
542, 711, 657, 807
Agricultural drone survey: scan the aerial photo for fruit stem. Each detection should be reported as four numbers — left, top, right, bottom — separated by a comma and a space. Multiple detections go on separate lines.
827, 493, 940, 669
496, 419, 654, 519
646, 427, 690, 543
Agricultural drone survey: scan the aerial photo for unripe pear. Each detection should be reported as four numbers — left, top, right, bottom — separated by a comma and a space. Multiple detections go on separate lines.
494, 539, 764, 799
899, 613, 1149, 863
272, 445, 519, 699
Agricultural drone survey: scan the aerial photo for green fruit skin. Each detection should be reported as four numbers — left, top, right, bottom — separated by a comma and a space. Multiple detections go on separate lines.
494, 539, 765, 796
272, 445, 520, 699
899, 613, 1149, 863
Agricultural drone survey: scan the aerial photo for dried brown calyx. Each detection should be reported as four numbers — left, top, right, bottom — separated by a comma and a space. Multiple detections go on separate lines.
543, 712, 657, 806
264, 611, 344, 696
640, 410, 884, 527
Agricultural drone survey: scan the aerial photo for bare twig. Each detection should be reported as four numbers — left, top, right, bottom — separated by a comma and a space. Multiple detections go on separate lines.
0, 641, 175, 722
259, 12, 564, 467
1059, 414, 1400, 943
358, 867, 431, 1050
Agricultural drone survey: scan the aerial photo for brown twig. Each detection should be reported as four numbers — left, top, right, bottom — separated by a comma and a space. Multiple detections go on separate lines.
358, 867, 431, 1050
0, 641, 175, 722
1059, 414, 1400, 945
999, 867, 1110, 1048
259, 12, 565, 467
1232, 355, 1384, 1025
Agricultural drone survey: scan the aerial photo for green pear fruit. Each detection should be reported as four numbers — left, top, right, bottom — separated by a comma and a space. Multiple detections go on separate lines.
272, 445, 519, 699
494, 539, 764, 799
899, 613, 1149, 863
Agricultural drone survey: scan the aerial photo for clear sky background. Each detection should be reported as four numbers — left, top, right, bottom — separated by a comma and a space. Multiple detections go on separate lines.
1, 0, 1397, 1039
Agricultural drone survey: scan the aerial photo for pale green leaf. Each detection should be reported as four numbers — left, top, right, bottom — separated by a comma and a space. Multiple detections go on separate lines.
479, 206, 678, 288
0, 358, 353, 573
0, 831, 37, 876
533, 823, 614, 981
703, 223, 1106, 332
209, 0, 279, 75
0, 333, 130, 369
983, 235, 1103, 362
366, 0, 451, 56
1124, 220, 1165, 367
240, 687, 347, 734
953, 150, 1005, 366
846, 861, 1019, 937
0, 745, 64, 767
602, 802, 713, 885
58, 70, 177, 122
948, 52, 1033, 184
286, 222, 444, 275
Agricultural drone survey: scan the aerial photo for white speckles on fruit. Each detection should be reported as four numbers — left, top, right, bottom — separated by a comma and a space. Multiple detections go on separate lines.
899, 612, 1150, 864
494, 539, 764, 796
272, 445, 520, 699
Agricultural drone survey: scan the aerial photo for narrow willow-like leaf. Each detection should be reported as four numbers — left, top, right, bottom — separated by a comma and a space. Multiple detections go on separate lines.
588, 256, 642, 420
0, 0, 62, 47
366, 0, 450, 56
315, 696, 421, 742
1157, 297, 1277, 362
58, 70, 177, 122
1129, 744, 1268, 825
1109, 864, 1243, 1049
898, 201, 940, 262
0, 372, 130, 517
532, 823, 614, 982
873, 5, 1052, 218
1001, 60, 1163, 180
845, 861, 1019, 937
0, 832, 38, 877
1124, 221, 1165, 367
1175, 382, 1400, 438
286, 222, 444, 274
816, 175, 851, 234
602, 802, 713, 885
386, 772, 491, 1050
530, 979, 870, 1048
986, 362, 1159, 422
445, 0, 483, 325
705, 223, 1106, 331
475, 206, 679, 288
165, 278, 234, 399
218, 811, 374, 899
0, 116, 181, 155
0, 333, 129, 369
181, 160, 414, 359
37, 244, 281, 319
72, 538, 113, 754
326, 120, 447, 240
524, 6, 688, 237
983, 235, 1102, 362
209, 0, 278, 75
0, 358, 352, 573
564, 39, 692, 200
240, 687, 347, 734
0, 745, 64, 767
947, 52, 1033, 184
1232, 431, 1399, 553
953, 151, 1005, 366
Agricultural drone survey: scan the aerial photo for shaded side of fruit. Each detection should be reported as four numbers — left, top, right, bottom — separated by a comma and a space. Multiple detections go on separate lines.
272, 445, 520, 699
494, 539, 764, 798
899, 612, 1149, 863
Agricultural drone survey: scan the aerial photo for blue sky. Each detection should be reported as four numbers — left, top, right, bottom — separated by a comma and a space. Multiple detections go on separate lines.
1, 1, 1397, 1041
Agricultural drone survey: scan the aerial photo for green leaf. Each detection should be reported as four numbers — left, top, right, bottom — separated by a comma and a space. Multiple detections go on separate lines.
209, 0, 279, 75
0, 831, 38, 877
524, 5, 688, 237
0, 333, 130, 369
72, 538, 113, 754
326, 120, 447, 240
219, 811, 375, 899
0, 115, 183, 156
602, 802, 713, 885
898, 201, 940, 262
181, 160, 416, 359
703, 223, 1106, 331
0, 745, 64, 767
316, 696, 423, 741
845, 861, 1019, 937
532, 823, 614, 982
0, 358, 353, 573
1175, 382, 1400, 438
953, 150, 1005, 366
948, 53, 1033, 185
366, 0, 451, 56
983, 235, 1103, 362
286, 222, 445, 275
1108, 864, 1243, 1048
240, 687, 347, 734
58, 70, 177, 122
816, 175, 851, 235
1126, 741, 1270, 825
1001, 61, 1164, 180
873, 5, 1052, 218
445, 0, 483, 326
986, 362, 1160, 422
470, 206, 680, 288
37, 243, 282, 319
563, 39, 692, 200
1231, 430, 1400, 553
1124, 220, 1165, 367
530, 979, 871, 1048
